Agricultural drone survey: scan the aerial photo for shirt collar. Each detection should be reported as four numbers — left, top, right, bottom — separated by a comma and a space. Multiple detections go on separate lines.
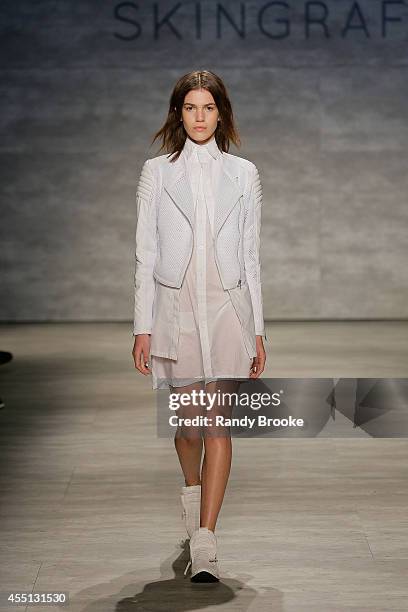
182, 134, 222, 161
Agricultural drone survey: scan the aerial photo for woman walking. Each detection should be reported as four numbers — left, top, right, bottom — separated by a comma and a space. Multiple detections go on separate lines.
132, 70, 266, 582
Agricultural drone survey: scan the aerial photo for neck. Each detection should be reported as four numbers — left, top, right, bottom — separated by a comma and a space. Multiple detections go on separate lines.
187, 133, 215, 146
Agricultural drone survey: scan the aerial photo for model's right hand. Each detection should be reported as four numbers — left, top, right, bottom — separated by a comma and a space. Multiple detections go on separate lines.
132, 334, 151, 375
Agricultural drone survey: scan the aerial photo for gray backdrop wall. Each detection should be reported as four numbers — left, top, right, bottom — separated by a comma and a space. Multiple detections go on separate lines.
1, 0, 407, 324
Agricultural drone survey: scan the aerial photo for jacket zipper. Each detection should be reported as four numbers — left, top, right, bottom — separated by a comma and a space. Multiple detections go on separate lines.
179, 219, 194, 286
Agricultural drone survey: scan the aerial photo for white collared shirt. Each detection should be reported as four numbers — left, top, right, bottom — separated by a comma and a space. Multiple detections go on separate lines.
184, 135, 220, 378
181, 133, 222, 238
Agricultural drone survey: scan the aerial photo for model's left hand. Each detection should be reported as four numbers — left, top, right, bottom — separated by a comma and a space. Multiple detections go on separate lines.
249, 336, 266, 378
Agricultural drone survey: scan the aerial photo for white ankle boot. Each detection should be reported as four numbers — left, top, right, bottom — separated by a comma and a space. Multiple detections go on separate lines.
180, 484, 201, 538
189, 527, 220, 582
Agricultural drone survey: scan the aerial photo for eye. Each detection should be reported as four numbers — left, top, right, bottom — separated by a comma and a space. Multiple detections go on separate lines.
185, 106, 193, 111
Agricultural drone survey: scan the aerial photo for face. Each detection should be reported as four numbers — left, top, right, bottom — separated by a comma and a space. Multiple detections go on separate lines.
179, 88, 219, 144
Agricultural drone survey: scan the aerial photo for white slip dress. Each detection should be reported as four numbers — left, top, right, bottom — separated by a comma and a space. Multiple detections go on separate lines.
151, 137, 253, 390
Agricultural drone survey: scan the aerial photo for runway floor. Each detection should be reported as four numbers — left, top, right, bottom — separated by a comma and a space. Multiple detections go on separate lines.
0, 321, 407, 611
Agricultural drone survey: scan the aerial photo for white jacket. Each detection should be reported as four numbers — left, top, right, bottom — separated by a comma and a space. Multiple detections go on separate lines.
133, 145, 266, 359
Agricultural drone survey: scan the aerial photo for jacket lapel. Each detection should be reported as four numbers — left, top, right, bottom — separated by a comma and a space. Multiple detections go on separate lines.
214, 156, 243, 237
163, 151, 243, 237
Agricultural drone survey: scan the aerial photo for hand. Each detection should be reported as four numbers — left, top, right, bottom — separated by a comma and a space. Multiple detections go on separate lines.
249, 335, 266, 378
132, 334, 151, 375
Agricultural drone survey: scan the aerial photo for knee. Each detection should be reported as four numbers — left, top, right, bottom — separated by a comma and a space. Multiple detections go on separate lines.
174, 432, 203, 447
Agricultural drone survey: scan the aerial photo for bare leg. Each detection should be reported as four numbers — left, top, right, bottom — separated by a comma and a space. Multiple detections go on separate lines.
173, 381, 205, 486
200, 379, 240, 532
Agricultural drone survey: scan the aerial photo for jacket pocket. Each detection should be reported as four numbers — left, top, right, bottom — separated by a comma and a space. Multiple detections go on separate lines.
150, 282, 180, 360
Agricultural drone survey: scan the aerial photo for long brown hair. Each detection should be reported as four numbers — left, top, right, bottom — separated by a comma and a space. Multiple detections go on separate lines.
151, 70, 241, 162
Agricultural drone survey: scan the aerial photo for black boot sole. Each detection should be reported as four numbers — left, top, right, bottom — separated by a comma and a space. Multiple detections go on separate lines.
191, 571, 219, 583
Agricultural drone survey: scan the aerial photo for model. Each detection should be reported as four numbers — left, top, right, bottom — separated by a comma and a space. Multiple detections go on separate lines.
132, 70, 267, 582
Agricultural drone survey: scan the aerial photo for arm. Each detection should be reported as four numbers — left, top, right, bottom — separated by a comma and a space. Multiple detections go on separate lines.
243, 163, 267, 340
132, 159, 158, 336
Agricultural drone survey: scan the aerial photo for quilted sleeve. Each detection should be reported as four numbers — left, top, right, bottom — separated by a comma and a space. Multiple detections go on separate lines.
133, 159, 158, 336
243, 163, 266, 339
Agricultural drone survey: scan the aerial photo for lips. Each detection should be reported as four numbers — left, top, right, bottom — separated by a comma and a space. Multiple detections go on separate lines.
194, 127, 206, 130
